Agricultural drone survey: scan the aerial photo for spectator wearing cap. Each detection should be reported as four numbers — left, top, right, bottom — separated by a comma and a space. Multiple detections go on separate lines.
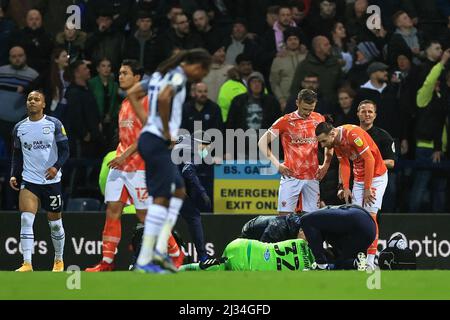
290, 35, 343, 104
345, 41, 380, 91
227, 71, 280, 132
157, 12, 204, 63
55, 25, 87, 64
123, 11, 158, 74
270, 27, 307, 111
0, 3, 15, 66
85, 0, 131, 32
10, 9, 53, 75
224, 19, 259, 66
355, 61, 408, 157
85, 10, 125, 73
202, 45, 234, 102
181, 82, 224, 134
388, 11, 425, 66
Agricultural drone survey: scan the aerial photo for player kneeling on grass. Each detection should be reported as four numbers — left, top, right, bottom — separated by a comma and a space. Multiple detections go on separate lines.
179, 238, 315, 271
298, 204, 376, 270
10, 91, 70, 272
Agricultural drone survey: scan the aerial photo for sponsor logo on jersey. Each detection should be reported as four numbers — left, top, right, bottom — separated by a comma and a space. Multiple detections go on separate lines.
61, 126, 67, 136
119, 119, 134, 128
354, 137, 363, 147
264, 248, 270, 261
24, 141, 52, 151
171, 73, 184, 87
290, 136, 318, 144
23, 142, 32, 151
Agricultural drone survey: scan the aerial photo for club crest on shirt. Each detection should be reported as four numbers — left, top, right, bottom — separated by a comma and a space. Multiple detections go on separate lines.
264, 248, 270, 261
354, 137, 363, 147
42, 126, 51, 134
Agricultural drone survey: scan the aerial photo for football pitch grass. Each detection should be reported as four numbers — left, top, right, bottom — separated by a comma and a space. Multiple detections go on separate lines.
1, 271, 450, 300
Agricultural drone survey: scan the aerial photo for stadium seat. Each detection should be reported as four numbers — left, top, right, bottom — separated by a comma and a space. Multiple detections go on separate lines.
66, 198, 102, 212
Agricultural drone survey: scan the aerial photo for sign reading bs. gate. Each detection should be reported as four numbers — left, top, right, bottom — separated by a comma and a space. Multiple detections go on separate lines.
214, 162, 280, 214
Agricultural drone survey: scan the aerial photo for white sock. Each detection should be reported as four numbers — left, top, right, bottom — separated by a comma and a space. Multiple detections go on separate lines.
137, 204, 168, 266
20, 212, 35, 264
367, 254, 375, 266
156, 197, 183, 255
49, 219, 65, 261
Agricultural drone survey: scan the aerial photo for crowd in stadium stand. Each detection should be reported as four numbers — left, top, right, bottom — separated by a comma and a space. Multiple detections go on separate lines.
0, 0, 449, 213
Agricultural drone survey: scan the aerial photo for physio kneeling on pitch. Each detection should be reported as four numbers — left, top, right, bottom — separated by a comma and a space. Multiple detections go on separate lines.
299, 205, 376, 270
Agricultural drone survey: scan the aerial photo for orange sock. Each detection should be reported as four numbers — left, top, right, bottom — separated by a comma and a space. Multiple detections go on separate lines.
102, 218, 121, 263
367, 213, 379, 255
168, 234, 185, 268
167, 234, 180, 257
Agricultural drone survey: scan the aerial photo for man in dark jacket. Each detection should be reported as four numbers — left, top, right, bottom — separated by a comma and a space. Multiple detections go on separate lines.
354, 62, 408, 153
10, 9, 53, 75
227, 71, 281, 131
226, 71, 281, 161
226, 72, 281, 160
181, 82, 224, 134
65, 60, 103, 158
157, 13, 204, 63
174, 132, 213, 262
123, 11, 158, 74
290, 36, 343, 104
84, 10, 125, 73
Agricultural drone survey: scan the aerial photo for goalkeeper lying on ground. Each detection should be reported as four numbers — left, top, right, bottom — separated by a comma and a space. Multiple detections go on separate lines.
179, 238, 315, 271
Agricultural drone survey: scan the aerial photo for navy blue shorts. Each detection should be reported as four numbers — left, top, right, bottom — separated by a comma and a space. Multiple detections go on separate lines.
138, 132, 184, 198
21, 181, 63, 213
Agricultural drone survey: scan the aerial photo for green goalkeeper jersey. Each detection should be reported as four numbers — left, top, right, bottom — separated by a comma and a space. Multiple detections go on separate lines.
180, 238, 315, 271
